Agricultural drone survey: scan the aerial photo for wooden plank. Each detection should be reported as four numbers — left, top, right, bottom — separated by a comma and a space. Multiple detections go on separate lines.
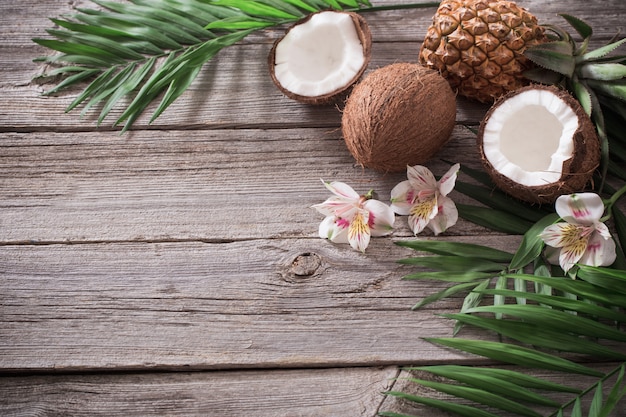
5, 42, 489, 131
0, 236, 521, 372
0, 127, 500, 243
0, 366, 398, 416
3, 0, 624, 131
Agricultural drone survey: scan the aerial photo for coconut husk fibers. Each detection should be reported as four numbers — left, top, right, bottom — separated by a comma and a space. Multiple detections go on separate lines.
477, 84, 601, 205
341, 63, 457, 172
268, 11, 372, 105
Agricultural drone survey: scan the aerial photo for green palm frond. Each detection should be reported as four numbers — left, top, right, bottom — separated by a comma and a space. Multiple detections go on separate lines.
383, 268, 626, 416
33, 0, 377, 131
391, 165, 626, 415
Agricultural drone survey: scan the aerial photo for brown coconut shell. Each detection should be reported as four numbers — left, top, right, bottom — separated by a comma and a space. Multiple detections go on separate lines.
477, 84, 601, 205
341, 63, 457, 172
268, 11, 372, 105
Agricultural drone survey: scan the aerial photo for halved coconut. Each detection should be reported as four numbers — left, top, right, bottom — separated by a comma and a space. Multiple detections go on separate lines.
477, 85, 600, 204
268, 11, 372, 105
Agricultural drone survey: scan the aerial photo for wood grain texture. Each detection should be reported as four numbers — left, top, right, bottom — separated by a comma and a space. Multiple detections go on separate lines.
2, 0, 626, 415
0, 126, 501, 244
0, 367, 398, 416
0, 236, 521, 372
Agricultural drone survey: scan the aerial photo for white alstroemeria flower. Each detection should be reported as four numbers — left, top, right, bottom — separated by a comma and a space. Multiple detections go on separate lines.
313, 180, 395, 252
390, 164, 460, 235
540, 193, 617, 273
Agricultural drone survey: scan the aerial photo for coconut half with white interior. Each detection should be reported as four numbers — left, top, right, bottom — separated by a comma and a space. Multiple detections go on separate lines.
477, 85, 600, 204
268, 11, 372, 105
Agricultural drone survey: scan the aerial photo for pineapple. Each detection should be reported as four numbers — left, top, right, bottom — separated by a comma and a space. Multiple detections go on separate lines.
419, 0, 547, 102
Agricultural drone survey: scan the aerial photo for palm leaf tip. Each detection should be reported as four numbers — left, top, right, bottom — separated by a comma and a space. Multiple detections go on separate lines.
34, 0, 382, 130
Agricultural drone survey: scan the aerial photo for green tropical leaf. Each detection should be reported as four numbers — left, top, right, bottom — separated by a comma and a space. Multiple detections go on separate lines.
384, 391, 502, 417
524, 46, 576, 77
509, 213, 559, 270
559, 13, 593, 39
426, 338, 604, 377
611, 205, 626, 260
590, 381, 604, 417
581, 38, 626, 61
477, 289, 626, 323
395, 240, 514, 262
600, 365, 626, 417
402, 270, 495, 283
580, 63, 626, 81
34, 0, 379, 131
576, 265, 626, 292
454, 278, 491, 335
454, 181, 548, 223
572, 80, 593, 115
413, 364, 578, 397
398, 256, 505, 273
411, 281, 482, 310
402, 377, 543, 417
456, 204, 533, 234
466, 304, 626, 343
444, 312, 626, 359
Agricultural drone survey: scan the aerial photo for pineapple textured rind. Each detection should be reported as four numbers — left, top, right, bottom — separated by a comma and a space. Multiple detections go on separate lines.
419, 0, 547, 103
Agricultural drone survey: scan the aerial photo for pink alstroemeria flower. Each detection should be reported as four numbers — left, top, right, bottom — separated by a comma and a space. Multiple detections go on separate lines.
390, 164, 460, 235
540, 193, 617, 273
313, 180, 395, 252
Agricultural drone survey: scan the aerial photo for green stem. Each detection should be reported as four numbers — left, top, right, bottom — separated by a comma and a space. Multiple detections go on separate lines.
549, 363, 626, 417
603, 183, 626, 221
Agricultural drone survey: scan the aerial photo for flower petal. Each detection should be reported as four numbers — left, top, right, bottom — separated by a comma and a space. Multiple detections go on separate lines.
312, 197, 352, 217
594, 221, 613, 240
438, 163, 460, 197
558, 234, 589, 272
407, 165, 437, 192
363, 199, 395, 236
389, 180, 414, 215
319, 216, 349, 244
540, 223, 574, 248
555, 193, 604, 225
427, 195, 458, 235
579, 232, 617, 268
408, 197, 438, 235
348, 211, 371, 252
322, 180, 359, 200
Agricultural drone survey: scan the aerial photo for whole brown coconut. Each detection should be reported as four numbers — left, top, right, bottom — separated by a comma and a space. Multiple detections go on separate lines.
477, 84, 600, 204
268, 11, 372, 105
341, 63, 457, 172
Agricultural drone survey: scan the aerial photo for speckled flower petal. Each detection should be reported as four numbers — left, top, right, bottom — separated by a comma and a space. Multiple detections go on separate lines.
348, 211, 371, 252
427, 195, 458, 235
323, 180, 360, 200
363, 199, 395, 236
407, 165, 437, 192
389, 180, 413, 215
555, 193, 604, 226
408, 196, 438, 235
438, 163, 460, 197
579, 233, 617, 268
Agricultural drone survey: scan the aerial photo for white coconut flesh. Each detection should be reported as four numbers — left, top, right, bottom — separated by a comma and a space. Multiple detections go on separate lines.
482, 89, 579, 187
273, 11, 366, 97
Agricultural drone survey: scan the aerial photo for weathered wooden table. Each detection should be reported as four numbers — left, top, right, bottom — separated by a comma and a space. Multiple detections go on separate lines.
1, 1, 625, 415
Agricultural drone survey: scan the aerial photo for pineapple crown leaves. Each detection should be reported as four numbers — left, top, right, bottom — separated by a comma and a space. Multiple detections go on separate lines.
33, 0, 380, 132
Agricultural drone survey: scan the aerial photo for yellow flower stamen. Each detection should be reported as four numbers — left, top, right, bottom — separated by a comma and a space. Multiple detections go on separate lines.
348, 211, 370, 251
409, 197, 437, 220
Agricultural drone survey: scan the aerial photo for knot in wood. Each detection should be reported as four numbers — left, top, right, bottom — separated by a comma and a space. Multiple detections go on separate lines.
290, 253, 322, 277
